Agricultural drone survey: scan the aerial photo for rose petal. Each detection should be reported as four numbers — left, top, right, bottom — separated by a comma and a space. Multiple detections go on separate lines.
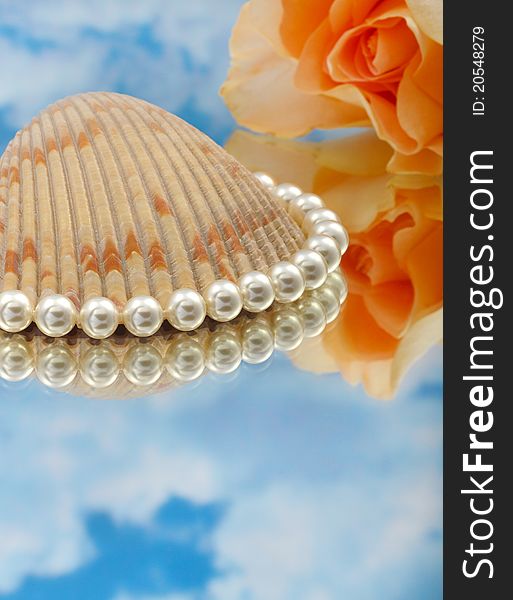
323, 173, 395, 232
329, 0, 383, 32
315, 130, 393, 175
280, 0, 333, 57
396, 53, 443, 150
328, 17, 417, 83
326, 295, 400, 359
388, 148, 442, 175
295, 19, 340, 91
248, 0, 288, 55
389, 308, 443, 393
372, 19, 418, 75
406, 224, 443, 318
364, 280, 415, 337
406, 0, 443, 43
366, 91, 418, 153
225, 131, 318, 190
221, 3, 368, 137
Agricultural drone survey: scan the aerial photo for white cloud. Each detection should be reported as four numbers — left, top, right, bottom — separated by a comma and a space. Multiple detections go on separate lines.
0, 392, 219, 593
0, 36, 106, 124
208, 477, 440, 600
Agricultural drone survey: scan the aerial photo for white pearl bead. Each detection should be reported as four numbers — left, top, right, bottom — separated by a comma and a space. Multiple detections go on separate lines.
291, 249, 328, 290
304, 234, 341, 273
80, 297, 119, 339
303, 208, 341, 232
123, 344, 163, 386
167, 288, 206, 331
80, 346, 119, 388
123, 296, 163, 337
288, 193, 324, 224
204, 280, 243, 322
312, 221, 349, 255
0, 290, 33, 333
253, 171, 275, 189
35, 294, 78, 337
326, 271, 349, 304
238, 271, 275, 312
0, 339, 34, 382
165, 337, 205, 382
268, 261, 305, 303
36, 345, 77, 388
273, 182, 302, 203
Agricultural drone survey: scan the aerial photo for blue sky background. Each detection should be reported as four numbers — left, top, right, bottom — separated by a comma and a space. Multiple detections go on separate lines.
0, 2, 442, 599
0, 0, 244, 152
1, 349, 443, 600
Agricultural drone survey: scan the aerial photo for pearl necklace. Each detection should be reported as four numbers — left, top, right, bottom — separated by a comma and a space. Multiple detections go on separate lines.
0, 172, 348, 338
0, 273, 347, 391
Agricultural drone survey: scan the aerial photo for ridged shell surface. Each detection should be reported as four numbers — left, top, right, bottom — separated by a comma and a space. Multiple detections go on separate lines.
0, 92, 307, 335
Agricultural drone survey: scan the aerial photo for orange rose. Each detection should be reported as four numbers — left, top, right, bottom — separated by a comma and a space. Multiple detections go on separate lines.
226, 129, 442, 398
221, 0, 443, 175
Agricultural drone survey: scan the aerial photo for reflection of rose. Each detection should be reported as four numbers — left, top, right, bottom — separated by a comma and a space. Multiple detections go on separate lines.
221, 0, 442, 175
227, 130, 442, 398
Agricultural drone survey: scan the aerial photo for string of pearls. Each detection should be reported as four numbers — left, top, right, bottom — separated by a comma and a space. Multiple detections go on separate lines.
0, 274, 347, 390
0, 173, 348, 339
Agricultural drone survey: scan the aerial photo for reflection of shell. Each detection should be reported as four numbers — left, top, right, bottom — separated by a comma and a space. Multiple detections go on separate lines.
0, 93, 348, 338
0, 273, 347, 399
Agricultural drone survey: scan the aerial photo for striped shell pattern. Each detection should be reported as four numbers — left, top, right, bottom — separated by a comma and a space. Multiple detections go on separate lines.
0, 92, 348, 338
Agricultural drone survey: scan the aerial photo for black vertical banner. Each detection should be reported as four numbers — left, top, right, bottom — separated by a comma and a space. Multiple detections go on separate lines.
444, 4, 510, 598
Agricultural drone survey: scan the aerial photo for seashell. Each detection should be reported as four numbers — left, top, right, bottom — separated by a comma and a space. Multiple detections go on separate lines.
0, 92, 347, 338
0, 275, 347, 398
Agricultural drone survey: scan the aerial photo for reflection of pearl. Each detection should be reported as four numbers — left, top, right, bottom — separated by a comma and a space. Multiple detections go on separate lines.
303, 208, 341, 232
165, 337, 205, 382
35, 295, 78, 337
304, 234, 341, 273
206, 330, 242, 374
123, 296, 163, 337
238, 271, 275, 312
298, 296, 327, 338
269, 261, 305, 303
0, 290, 33, 333
273, 182, 302, 203
326, 270, 349, 304
80, 346, 119, 388
123, 344, 163, 385
253, 172, 275, 189
312, 221, 349, 256
80, 297, 119, 339
36, 345, 78, 388
289, 193, 324, 224
167, 289, 206, 331
292, 249, 328, 290
242, 320, 274, 364
312, 286, 342, 323
0, 339, 34, 381
205, 280, 243, 322
273, 307, 305, 351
